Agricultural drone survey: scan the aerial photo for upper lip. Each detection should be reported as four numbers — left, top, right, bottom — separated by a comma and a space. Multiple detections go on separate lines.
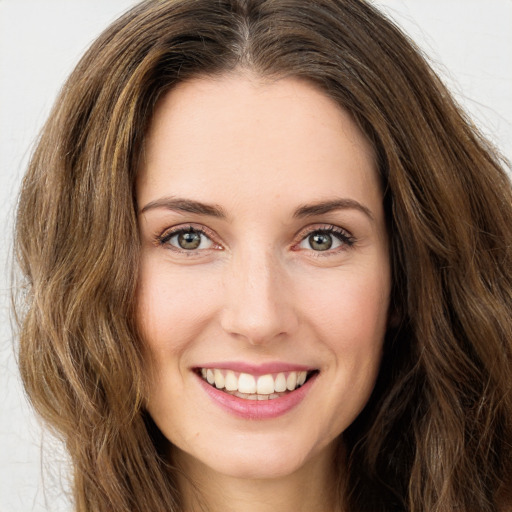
194, 361, 317, 376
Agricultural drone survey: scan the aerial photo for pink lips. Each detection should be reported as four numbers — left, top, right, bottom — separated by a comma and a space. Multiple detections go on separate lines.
194, 362, 318, 420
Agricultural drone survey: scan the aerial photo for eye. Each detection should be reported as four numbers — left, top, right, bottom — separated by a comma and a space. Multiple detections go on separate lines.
159, 227, 215, 251
297, 227, 354, 252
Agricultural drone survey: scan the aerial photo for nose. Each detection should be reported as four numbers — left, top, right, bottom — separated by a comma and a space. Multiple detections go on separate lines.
220, 247, 299, 345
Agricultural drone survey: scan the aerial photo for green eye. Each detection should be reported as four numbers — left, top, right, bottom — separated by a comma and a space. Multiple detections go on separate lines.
178, 231, 202, 250
162, 227, 214, 251
308, 232, 333, 251
298, 227, 354, 252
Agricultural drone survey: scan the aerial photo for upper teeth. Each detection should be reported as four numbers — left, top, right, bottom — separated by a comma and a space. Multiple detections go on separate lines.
200, 369, 309, 394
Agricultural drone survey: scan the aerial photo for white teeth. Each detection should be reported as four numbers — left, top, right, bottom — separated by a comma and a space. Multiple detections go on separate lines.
199, 368, 313, 396
225, 370, 238, 391
286, 372, 297, 391
238, 373, 256, 394
274, 372, 287, 392
256, 374, 275, 394
214, 369, 225, 389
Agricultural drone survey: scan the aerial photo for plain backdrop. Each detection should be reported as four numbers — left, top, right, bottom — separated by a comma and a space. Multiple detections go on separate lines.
1, 1, 511, 511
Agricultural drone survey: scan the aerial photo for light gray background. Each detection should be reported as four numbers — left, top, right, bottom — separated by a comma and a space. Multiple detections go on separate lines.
1, 1, 511, 511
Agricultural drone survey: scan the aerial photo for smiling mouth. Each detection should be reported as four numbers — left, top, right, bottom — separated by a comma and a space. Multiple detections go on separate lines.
196, 368, 318, 400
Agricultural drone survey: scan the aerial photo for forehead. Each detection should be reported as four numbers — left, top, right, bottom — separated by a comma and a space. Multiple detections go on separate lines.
137, 73, 380, 214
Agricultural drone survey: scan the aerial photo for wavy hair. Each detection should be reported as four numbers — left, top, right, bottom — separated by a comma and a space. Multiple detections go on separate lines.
14, 0, 512, 510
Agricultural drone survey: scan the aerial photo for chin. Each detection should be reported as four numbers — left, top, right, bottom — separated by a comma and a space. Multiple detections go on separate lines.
213, 451, 306, 480
175, 428, 335, 482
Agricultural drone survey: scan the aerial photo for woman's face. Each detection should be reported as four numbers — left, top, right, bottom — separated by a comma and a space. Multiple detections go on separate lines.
136, 74, 391, 481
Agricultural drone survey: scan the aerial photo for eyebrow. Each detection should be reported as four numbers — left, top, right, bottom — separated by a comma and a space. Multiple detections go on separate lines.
293, 198, 374, 221
139, 196, 373, 221
139, 197, 227, 217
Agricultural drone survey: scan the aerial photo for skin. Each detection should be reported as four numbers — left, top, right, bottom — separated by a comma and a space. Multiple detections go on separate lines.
136, 72, 391, 512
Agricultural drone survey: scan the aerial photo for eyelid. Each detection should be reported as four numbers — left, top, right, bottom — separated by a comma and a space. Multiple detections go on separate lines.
292, 223, 356, 251
153, 222, 354, 255
156, 223, 223, 252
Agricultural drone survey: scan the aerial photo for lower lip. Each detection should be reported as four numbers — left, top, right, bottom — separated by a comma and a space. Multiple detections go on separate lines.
196, 372, 318, 420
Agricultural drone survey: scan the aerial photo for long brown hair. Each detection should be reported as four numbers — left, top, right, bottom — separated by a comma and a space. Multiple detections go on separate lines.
14, 0, 512, 510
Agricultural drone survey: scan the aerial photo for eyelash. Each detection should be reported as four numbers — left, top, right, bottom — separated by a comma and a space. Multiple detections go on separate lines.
296, 225, 356, 253
155, 224, 356, 254
156, 224, 220, 254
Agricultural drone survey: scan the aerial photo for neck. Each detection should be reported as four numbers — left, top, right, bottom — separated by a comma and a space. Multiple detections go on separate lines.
173, 442, 344, 512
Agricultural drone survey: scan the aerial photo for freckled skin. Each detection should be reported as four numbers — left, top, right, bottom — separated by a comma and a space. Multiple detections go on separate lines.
136, 73, 391, 509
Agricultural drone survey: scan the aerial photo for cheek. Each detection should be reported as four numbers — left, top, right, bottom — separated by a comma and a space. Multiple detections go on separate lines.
136, 257, 220, 358
299, 265, 390, 337
298, 265, 390, 385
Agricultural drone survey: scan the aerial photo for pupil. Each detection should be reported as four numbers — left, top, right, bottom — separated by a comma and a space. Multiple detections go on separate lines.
178, 231, 201, 249
310, 232, 332, 251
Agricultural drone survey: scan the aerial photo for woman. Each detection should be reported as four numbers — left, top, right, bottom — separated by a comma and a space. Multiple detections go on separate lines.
14, 0, 512, 511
